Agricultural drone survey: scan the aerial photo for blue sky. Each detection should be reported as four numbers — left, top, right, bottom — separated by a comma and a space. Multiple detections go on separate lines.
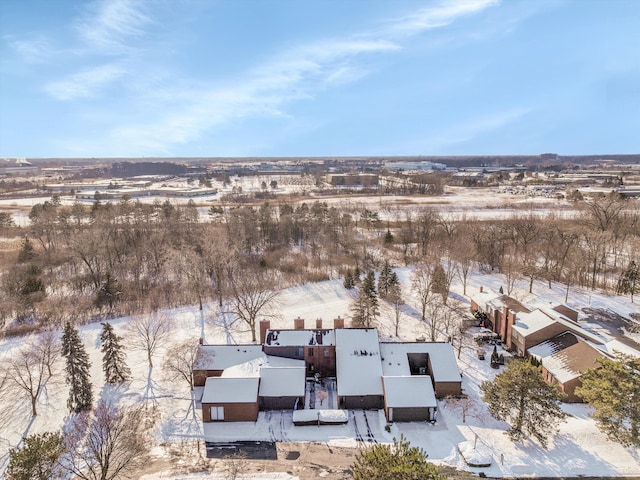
1, 0, 639, 158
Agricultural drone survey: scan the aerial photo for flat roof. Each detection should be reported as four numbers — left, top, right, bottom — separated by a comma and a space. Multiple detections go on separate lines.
379, 342, 461, 383
512, 309, 556, 336
335, 328, 383, 396
259, 367, 306, 397
383, 376, 437, 408
201, 377, 259, 404
264, 329, 335, 347
194, 345, 263, 370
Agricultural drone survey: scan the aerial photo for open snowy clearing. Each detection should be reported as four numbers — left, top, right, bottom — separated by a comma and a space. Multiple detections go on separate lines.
1, 267, 639, 478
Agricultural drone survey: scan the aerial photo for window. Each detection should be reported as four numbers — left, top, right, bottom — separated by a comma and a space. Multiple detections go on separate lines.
323, 349, 329, 357
308, 347, 314, 356
297, 347, 304, 357
210, 406, 224, 421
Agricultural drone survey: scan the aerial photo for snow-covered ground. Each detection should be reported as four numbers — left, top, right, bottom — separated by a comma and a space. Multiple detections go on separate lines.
1, 267, 639, 478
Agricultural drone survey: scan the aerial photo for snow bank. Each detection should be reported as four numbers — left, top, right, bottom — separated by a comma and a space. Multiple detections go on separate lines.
292, 409, 348, 425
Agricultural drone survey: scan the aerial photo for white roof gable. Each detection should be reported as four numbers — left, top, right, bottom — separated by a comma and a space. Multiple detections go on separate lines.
201, 377, 259, 404
335, 328, 383, 396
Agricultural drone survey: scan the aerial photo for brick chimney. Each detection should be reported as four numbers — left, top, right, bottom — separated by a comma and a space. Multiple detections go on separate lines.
294, 317, 305, 330
333, 316, 345, 329
316, 318, 323, 329
259, 319, 270, 344
199, 337, 203, 345
480, 286, 483, 293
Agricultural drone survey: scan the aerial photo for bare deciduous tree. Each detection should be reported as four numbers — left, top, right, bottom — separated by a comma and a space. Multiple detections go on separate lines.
227, 269, 279, 342
62, 400, 148, 480
127, 312, 171, 368
1, 333, 60, 417
163, 339, 199, 391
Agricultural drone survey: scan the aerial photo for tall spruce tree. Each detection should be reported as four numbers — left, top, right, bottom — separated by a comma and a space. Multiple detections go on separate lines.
378, 261, 393, 299
481, 359, 566, 448
100, 322, 131, 384
617, 260, 639, 302
351, 271, 379, 328
61, 322, 93, 413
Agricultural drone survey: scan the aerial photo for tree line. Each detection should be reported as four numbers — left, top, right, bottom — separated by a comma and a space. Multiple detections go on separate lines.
0, 191, 638, 337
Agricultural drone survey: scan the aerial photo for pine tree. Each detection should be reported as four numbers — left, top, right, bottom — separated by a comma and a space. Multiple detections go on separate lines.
352, 434, 444, 480
7, 431, 65, 480
363, 271, 379, 306
431, 262, 447, 300
576, 354, 640, 447
95, 272, 123, 312
61, 322, 93, 413
383, 229, 394, 245
378, 261, 393, 299
481, 360, 566, 447
343, 270, 355, 289
351, 272, 379, 328
101, 322, 131, 384
617, 260, 639, 302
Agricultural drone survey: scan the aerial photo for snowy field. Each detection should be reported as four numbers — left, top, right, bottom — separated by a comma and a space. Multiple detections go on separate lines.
0, 184, 586, 227
1, 267, 639, 478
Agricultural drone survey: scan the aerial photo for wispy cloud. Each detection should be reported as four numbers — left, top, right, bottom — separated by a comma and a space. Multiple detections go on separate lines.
383, 0, 500, 36
107, 38, 401, 153
45, 64, 126, 100
76, 0, 152, 53
9, 35, 52, 64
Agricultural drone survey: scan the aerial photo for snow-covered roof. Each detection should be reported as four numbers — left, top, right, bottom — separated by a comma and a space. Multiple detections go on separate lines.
487, 295, 530, 314
335, 328, 383, 396
383, 376, 437, 408
379, 342, 461, 383
469, 289, 501, 310
512, 309, 556, 336
194, 344, 263, 370
259, 367, 306, 397
528, 332, 579, 360
201, 377, 259, 404
542, 341, 607, 383
221, 354, 304, 378
264, 329, 335, 347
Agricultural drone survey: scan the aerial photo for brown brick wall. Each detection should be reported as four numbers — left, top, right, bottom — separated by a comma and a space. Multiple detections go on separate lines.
202, 402, 259, 422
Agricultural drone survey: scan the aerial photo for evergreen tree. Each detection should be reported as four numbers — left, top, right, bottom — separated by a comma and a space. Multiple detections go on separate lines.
481, 360, 566, 447
17, 237, 37, 263
431, 262, 447, 300
383, 229, 394, 245
343, 270, 355, 289
100, 322, 131, 384
363, 271, 378, 305
378, 261, 393, 299
61, 322, 93, 413
95, 272, 123, 312
352, 434, 444, 480
617, 260, 639, 302
351, 272, 379, 328
576, 354, 640, 447
7, 431, 65, 480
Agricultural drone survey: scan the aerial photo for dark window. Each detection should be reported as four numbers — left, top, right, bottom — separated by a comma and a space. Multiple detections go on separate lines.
308, 347, 314, 356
